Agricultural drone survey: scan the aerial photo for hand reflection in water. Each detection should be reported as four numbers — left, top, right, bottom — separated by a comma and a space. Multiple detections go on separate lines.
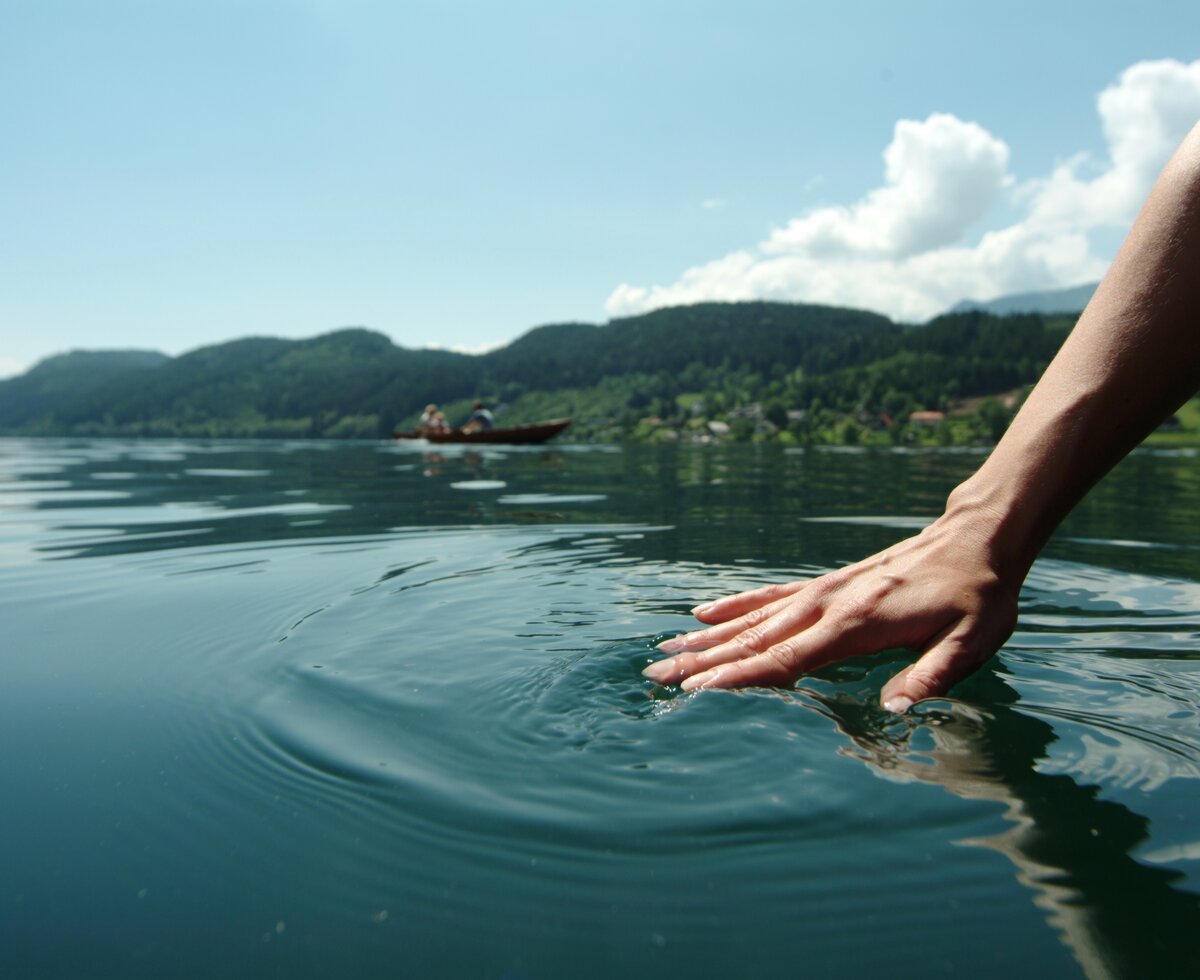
809, 680, 1200, 977
646, 122, 1200, 711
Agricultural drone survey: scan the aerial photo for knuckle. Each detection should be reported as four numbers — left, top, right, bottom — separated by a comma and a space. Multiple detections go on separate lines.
740, 605, 771, 629
765, 581, 800, 602
809, 574, 839, 597
941, 633, 992, 669
904, 665, 942, 698
830, 595, 871, 630
765, 640, 801, 676
808, 573, 853, 608
735, 623, 770, 654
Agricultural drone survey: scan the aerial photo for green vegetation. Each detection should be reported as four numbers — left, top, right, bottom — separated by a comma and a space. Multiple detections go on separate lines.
1143, 394, 1200, 447
0, 330, 479, 439
3, 301, 1197, 446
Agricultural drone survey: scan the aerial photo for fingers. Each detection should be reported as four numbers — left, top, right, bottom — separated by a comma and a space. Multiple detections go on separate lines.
645, 598, 822, 685
879, 631, 985, 713
653, 619, 751, 658
679, 644, 806, 691
646, 595, 984, 708
689, 580, 810, 624
644, 634, 778, 686
675, 612, 890, 691
654, 592, 799, 656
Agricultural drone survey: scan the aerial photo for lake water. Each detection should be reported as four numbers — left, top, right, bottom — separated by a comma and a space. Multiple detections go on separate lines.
2, 437, 1198, 978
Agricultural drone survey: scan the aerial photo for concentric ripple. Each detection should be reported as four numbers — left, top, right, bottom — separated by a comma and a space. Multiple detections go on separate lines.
3, 438, 1198, 978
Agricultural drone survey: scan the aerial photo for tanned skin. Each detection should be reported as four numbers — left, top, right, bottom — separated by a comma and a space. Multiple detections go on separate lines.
644, 122, 1200, 712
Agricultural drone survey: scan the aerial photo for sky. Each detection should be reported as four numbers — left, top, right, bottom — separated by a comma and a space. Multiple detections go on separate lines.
3, 0, 1200, 378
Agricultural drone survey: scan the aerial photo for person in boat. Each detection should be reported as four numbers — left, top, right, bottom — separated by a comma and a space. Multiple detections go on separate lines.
462, 400, 495, 433
644, 120, 1200, 713
419, 404, 440, 432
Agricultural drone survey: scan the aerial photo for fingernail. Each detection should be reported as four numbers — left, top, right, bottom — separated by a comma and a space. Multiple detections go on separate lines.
680, 669, 719, 692
883, 695, 913, 714
656, 636, 684, 653
690, 603, 713, 617
642, 660, 676, 683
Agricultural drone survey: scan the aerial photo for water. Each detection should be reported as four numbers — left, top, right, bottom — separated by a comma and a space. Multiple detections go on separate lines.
2, 437, 1198, 979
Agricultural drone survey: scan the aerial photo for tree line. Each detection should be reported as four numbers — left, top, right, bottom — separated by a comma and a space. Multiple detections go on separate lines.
0, 302, 1076, 443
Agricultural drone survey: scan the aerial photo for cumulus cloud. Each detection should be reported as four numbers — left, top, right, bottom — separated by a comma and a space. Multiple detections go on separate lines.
766, 113, 1011, 259
606, 59, 1200, 322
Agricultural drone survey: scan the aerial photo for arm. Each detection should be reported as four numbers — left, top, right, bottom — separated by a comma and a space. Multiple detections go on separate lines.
644, 122, 1200, 711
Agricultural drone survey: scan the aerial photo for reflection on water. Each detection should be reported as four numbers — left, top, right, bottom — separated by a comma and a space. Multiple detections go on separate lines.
827, 687, 1200, 978
1, 437, 1198, 978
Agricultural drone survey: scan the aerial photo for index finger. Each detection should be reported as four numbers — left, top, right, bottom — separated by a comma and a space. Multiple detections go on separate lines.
691, 579, 811, 624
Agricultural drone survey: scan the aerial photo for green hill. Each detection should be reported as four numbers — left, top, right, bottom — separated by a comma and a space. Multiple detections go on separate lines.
0, 349, 171, 432
0, 303, 896, 438
0, 302, 1103, 444
14, 329, 482, 439
482, 302, 896, 390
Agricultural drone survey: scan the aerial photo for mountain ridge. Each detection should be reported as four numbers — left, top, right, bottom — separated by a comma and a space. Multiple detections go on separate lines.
0, 301, 1073, 441
947, 281, 1099, 317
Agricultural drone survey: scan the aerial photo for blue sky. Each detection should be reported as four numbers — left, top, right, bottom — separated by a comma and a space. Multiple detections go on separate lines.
3, 0, 1199, 377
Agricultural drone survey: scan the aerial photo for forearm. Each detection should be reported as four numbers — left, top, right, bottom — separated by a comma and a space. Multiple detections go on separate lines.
945, 122, 1200, 578
650, 124, 1200, 707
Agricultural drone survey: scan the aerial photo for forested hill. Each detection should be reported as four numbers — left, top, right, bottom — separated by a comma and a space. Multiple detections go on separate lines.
0, 330, 483, 438
0, 301, 1074, 441
484, 303, 896, 387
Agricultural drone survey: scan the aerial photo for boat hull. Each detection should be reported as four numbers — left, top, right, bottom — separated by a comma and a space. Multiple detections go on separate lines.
393, 418, 571, 445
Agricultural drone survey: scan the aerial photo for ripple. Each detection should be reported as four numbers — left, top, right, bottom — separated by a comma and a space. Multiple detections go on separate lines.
449, 479, 507, 490
498, 493, 607, 504
184, 468, 272, 478
5, 439, 1200, 978
238, 529, 975, 866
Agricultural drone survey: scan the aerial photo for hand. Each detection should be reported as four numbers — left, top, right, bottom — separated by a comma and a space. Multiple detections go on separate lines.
642, 513, 1022, 712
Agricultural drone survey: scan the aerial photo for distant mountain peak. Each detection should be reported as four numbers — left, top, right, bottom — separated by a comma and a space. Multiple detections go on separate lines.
947, 282, 1099, 317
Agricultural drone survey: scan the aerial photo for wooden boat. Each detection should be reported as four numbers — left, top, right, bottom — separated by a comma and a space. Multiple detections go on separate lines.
393, 418, 572, 445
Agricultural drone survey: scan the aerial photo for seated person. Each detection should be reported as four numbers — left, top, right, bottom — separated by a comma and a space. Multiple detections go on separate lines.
418, 404, 440, 432
462, 400, 495, 433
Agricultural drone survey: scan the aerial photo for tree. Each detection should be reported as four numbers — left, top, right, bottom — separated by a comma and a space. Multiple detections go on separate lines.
763, 398, 789, 429
977, 397, 1011, 442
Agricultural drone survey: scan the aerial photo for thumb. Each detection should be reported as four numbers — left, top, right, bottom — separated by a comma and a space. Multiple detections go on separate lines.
880, 633, 983, 714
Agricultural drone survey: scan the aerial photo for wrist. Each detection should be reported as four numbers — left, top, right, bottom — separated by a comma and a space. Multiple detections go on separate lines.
938, 475, 1045, 585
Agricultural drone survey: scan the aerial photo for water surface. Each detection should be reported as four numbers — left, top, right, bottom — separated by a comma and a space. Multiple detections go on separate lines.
2, 438, 1198, 978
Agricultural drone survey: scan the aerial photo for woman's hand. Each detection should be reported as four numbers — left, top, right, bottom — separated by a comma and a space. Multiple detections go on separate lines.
644, 124, 1200, 714
643, 510, 1022, 712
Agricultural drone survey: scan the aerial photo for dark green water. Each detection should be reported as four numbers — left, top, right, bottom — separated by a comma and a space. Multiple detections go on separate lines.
2, 437, 1198, 978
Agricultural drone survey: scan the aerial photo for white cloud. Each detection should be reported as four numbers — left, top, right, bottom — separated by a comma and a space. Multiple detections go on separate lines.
606, 59, 1200, 322
423, 340, 506, 356
0, 356, 29, 380
765, 113, 1011, 259
1027, 59, 1200, 231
